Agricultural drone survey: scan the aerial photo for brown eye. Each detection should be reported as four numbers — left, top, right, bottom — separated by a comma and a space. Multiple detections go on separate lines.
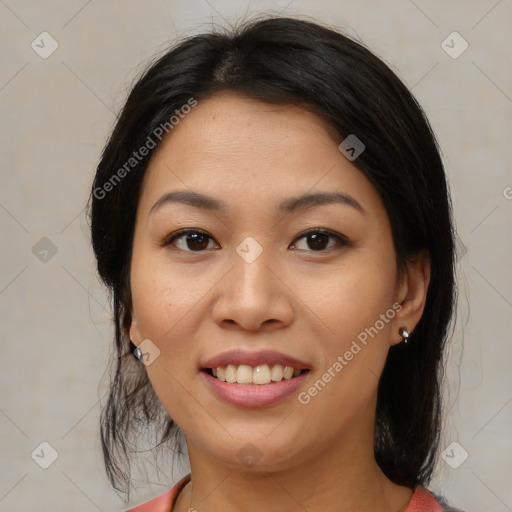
163, 229, 218, 252
182, 232, 210, 251
290, 229, 350, 252
305, 232, 330, 251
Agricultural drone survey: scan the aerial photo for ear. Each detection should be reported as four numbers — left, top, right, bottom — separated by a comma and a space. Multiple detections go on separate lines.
129, 309, 143, 347
390, 250, 430, 346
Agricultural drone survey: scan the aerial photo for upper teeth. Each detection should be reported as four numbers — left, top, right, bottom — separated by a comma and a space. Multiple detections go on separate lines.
211, 364, 303, 385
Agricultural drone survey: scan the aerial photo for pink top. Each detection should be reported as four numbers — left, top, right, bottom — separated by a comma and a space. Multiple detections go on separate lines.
125, 474, 450, 512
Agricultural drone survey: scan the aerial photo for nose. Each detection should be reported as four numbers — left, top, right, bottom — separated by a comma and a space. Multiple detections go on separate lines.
211, 243, 294, 332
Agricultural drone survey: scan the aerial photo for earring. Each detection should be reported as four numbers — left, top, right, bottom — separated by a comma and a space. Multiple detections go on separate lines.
398, 327, 410, 344
130, 340, 144, 362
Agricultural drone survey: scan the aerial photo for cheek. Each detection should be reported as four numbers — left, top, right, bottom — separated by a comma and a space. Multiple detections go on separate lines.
129, 251, 220, 406
130, 252, 209, 341
308, 253, 397, 343
299, 253, 398, 410
293, 264, 397, 427
129, 259, 202, 424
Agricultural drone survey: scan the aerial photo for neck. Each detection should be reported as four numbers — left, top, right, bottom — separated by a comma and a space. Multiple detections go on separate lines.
174, 399, 413, 512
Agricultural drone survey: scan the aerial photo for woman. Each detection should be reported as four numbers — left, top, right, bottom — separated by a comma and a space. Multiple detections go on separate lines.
90, 15, 464, 512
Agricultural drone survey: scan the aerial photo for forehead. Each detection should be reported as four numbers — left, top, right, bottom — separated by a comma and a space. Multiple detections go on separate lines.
138, 92, 382, 217
151, 92, 338, 161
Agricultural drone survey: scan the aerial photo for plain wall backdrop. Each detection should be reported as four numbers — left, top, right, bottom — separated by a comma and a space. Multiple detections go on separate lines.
1, 1, 511, 511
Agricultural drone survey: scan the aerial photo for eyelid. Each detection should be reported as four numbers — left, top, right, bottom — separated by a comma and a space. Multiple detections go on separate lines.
290, 227, 352, 250
160, 228, 217, 248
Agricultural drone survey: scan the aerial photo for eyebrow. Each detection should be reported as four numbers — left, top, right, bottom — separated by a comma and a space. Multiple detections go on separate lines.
150, 190, 365, 215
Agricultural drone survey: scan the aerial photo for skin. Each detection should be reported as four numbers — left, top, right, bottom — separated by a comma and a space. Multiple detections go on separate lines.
129, 91, 430, 512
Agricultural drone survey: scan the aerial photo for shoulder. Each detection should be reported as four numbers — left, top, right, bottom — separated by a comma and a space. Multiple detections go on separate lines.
406, 486, 465, 512
124, 474, 191, 512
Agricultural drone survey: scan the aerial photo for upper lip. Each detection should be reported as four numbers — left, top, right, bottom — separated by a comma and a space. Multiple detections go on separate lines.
201, 349, 312, 370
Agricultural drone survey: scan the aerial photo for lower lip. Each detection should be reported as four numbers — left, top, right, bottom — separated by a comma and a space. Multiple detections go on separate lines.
201, 370, 310, 408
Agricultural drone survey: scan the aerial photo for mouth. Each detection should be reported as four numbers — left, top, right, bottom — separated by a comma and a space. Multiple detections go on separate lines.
203, 364, 311, 385
200, 349, 312, 407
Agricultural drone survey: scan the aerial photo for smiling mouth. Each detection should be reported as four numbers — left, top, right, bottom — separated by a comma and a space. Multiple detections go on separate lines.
204, 364, 310, 385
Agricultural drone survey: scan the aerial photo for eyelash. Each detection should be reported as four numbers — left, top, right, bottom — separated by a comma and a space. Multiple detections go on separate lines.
161, 228, 351, 253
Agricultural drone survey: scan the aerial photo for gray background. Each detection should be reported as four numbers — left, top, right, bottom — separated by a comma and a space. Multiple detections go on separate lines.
1, 1, 511, 511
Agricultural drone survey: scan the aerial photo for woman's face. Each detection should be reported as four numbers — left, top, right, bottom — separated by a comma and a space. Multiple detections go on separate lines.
129, 92, 422, 471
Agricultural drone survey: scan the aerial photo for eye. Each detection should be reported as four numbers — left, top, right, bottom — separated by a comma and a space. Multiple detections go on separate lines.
162, 229, 219, 252
290, 228, 350, 252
